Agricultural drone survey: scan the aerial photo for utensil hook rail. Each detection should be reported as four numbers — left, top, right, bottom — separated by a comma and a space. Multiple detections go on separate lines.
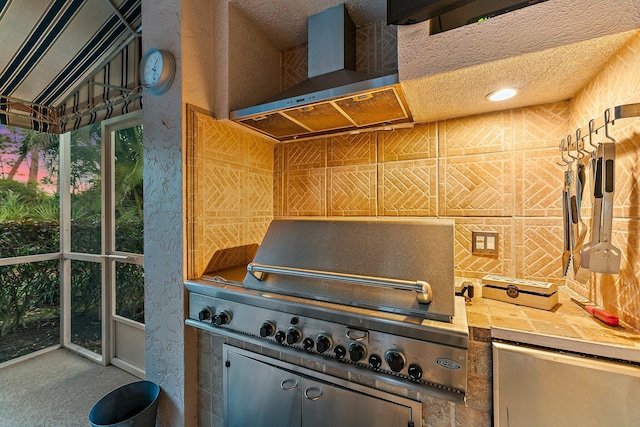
247, 262, 433, 304
559, 103, 640, 158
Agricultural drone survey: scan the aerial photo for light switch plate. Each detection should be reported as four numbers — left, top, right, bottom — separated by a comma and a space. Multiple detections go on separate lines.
472, 231, 499, 256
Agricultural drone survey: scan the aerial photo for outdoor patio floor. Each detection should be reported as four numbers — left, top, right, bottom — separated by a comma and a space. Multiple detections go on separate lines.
0, 348, 139, 426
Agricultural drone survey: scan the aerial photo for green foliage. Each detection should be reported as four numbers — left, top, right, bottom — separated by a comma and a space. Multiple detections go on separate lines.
0, 219, 144, 336
0, 122, 145, 350
32, 194, 60, 222
116, 261, 144, 323
0, 192, 30, 221
0, 179, 44, 204
0, 260, 59, 336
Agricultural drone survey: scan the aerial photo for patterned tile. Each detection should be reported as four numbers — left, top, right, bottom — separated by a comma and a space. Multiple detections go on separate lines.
355, 19, 398, 77
514, 102, 570, 149
378, 122, 436, 162
245, 217, 272, 247
567, 32, 640, 329
282, 44, 307, 90
612, 127, 640, 218
273, 172, 284, 218
327, 133, 376, 166
196, 220, 243, 276
514, 218, 565, 286
569, 219, 640, 331
284, 169, 326, 216
246, 133, 274, 171
199, 120, 244, 164
514, 148, 565, 217
439, 153, 513, 217
328, 165, 377, 216
453, 218, 512, 279
246, 168, 273, 217
284, 139, 326, 170
442, 110, 514, 157
201, 161, 243, 218
378, 159, 436, 216
274, 143, 285, 172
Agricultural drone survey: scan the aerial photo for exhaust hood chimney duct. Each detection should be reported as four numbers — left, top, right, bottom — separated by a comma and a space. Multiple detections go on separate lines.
229, 4, 413, 141
308, 5, 356, 78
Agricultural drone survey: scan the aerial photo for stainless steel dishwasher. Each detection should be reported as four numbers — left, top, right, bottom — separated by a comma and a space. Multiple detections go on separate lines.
493, 341, 640, 427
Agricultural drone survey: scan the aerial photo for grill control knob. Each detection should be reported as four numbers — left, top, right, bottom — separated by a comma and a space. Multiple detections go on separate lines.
348, 342, 367, 362
260, 321, 275, 338
286, 327, 302, 345
303, 338, 315, 351
368, 354, 382, 369
198, 307, 213, 322
275, 330, 286, 344
384, 350, 406, 373
408, 363, 423, 381
334, 345, 347, 360
214, 310, 231, 326
316, 334, 332, 353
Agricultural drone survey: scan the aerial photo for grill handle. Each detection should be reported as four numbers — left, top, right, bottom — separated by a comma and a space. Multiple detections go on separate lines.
247, 262, 432, 304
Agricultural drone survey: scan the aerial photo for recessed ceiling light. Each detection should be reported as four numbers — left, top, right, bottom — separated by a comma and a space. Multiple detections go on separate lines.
487, 88, 517, 101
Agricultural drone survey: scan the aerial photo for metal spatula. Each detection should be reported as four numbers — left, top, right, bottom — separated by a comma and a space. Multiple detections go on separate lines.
589, 142, 620, 274
579, 144, 603, 273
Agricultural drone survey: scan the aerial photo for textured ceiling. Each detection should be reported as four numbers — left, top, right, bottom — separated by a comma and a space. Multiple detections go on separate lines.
402, 30, 640, 123
229, 0, 386, 50
231, 0, 640, 125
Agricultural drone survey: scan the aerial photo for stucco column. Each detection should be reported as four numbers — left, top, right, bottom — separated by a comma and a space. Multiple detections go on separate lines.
142, 0, 218, 424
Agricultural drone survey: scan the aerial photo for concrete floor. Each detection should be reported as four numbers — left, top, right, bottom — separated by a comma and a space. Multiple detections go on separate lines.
0, 348, 139, 427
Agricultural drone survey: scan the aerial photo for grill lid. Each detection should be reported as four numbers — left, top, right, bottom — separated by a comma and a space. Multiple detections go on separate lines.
243, 218, 456, 322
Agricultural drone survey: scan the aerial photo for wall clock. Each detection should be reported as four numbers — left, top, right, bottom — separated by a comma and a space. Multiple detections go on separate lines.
139, 48, 176, 95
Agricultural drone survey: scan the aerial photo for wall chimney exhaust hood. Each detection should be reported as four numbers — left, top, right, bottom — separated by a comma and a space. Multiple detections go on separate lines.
230, 4, 412, 141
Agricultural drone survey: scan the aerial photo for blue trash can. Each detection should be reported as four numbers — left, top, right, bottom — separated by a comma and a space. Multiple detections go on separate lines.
89, 380, 160, 427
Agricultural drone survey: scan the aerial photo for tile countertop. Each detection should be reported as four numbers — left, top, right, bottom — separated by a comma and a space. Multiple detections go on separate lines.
458, 278, 640, 364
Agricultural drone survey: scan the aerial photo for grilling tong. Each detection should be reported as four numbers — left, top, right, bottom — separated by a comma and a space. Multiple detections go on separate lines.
562, 117, 620, 278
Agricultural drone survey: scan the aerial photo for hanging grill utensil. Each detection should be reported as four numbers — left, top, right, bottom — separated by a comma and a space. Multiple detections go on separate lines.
588, 139, 620, 274
573, 123, 595, 283
579, 142, 604, 272
562, 169, 573, 277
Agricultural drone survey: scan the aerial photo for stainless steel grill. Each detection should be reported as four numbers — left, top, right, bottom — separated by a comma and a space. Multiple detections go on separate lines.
186, 218, 468, 401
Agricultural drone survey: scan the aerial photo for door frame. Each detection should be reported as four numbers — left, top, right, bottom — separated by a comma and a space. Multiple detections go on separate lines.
102, 111, 145, 378
60, 111, 144, 378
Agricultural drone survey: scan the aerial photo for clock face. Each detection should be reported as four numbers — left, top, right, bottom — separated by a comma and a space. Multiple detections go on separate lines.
142, 50, 163, 86
139, 48, 175, 95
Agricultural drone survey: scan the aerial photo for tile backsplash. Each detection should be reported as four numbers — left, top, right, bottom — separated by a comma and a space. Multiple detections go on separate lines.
193, 34, 640, 331
274, 104, 567, 288
272, 33, 640, 331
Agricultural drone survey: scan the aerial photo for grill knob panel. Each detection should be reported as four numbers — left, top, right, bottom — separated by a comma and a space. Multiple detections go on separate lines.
316, 334, 332, 353
198, 307, 213, 322
368, 354, 382, 369
384, 350, 406, 373
348, 342, 367, 362
259, 321, 275, 337
286, 327, 302, 345
303, 338, 315, 351
275, 330, 286, 344
408, 363, 423, 380
214, 310, 231, 326
334, 345, 346, 360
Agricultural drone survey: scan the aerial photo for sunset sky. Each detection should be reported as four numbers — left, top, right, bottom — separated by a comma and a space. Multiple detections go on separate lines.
0, 124, 58, 193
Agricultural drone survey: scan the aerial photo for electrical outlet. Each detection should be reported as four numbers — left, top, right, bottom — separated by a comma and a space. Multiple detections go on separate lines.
472, 231, 499, 256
